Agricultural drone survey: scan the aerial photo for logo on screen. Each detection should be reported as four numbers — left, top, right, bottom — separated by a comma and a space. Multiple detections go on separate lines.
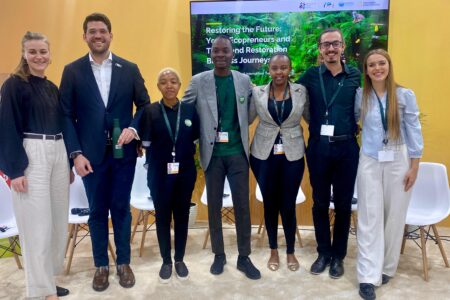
299, 2, 306, 9
323, 2, 334, 8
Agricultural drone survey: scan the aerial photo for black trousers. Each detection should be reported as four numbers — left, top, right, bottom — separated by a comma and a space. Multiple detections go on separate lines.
306, 137, 359, 260
204, 153, 251, 256
251, 153, 305, 254
148, 163, 196, 264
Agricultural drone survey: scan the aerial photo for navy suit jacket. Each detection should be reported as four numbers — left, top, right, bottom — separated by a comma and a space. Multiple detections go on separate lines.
60, 53, 150, 165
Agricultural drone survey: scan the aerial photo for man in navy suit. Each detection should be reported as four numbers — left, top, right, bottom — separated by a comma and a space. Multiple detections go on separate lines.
60, 12, 150, 291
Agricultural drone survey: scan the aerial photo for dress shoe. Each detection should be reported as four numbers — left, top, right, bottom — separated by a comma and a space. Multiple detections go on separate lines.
159, 263, 173, 284
56, 286, 69, 297
329, 258, 344, 279
382, 274, 391, 285
210, 254, 226, 275
175, 261, 189, 280
237, 255, 261, 280
310, 255, 331, 275
359, 283, 376, 300
92, 266, 109, 292
117, 264, 135, 288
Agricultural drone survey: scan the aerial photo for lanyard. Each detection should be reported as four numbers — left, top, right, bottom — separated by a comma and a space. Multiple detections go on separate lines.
373, 89, 389, 145
270, 82, 290, 125
319, 64, 346, 124
160, 100, 181, 162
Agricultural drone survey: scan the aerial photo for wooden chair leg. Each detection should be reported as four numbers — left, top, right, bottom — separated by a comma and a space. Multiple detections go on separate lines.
108, 239, 116, 263
296, 226, 303, 248
8, 236, 22, 269
401, 225, 407, 254
329, 209, 335, 239
65, 224, 74, 257
65, 224, 79, 275
259, 226, 266, 247
419, 226, 429, 281
203, 228, 210, 249
139, 211, 149, 257
431, 224, 449, 267
131, 210, 143, 243
257, 210, 264, 234
351, 212, 358, 236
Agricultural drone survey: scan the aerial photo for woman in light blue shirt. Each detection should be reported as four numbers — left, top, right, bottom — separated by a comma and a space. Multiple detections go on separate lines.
355, 49, 423, 300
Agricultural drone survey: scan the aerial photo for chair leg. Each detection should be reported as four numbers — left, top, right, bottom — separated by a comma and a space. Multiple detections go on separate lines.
131, 210, 143, 243
296, 224, 303, 248
65, 224, 79, 275
329, 209, 335, 239
259, 226, 266, 247
431, 224, 450, 267
203, 228, 210, 249
139, 211, 150, 257
65, 223, 74, 257
351, 212, 358, 236
419, 226, 429, 281
8, 236, 22, 269
257, 211, 264, 234
401, 225, 407, 254
108, 239, 116, 263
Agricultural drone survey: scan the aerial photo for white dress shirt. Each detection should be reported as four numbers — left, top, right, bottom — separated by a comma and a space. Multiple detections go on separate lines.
89, 52, 112, 107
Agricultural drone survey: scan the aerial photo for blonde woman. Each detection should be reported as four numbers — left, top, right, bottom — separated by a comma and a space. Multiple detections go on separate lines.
355, 49, 423, 300
0, 32, 71, 299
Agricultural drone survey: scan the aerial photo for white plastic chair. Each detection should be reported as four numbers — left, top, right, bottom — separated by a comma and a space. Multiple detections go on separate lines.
255, 184, 306, 247
401, 162, 450, 281
65, 174, 116, 274
201, 178, 234, 249
329, 184, 358, 236
0, 178, 22, 269
130, 155, 155, 257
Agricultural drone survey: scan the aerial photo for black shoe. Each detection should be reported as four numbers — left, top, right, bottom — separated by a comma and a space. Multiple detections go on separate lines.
382, 274, 391, 285
159, 263, 173, 284
237, 255, 261, 280
359, 283, 376, 300
210, 254, 226, 275
175, 261, 189, 280
56, 286, 69, 297
329, 258, 344, 279
310, 255, 331, 275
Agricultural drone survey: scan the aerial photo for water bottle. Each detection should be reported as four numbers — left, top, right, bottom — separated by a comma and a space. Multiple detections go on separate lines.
112, 118, 124, 159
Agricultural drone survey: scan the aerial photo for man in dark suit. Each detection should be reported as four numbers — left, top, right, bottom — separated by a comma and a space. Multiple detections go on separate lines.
60, 12, 150, 291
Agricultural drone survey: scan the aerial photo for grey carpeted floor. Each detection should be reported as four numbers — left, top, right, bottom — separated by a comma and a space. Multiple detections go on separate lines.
1, 224, 449, 300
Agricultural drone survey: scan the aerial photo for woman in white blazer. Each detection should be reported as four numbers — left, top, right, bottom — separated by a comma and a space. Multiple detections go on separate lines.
249, 53, 309, 272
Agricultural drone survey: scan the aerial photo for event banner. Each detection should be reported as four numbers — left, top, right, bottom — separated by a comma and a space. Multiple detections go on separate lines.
190, 0, 389, 84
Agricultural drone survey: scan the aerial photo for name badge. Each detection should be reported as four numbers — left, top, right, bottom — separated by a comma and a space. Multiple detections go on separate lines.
167, 162, 180, 174
216, 132, 229, 143
378, 150, 394, 162
273, 144, 285, 155
320, 124, 335, 136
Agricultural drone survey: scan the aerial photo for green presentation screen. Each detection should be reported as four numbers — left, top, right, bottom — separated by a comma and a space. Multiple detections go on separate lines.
190, 0, 390, 84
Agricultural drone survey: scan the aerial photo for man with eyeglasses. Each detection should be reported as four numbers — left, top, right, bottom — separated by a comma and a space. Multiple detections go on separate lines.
296, 28, 360, 279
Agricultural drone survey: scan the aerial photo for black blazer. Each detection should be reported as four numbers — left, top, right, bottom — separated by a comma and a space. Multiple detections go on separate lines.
60, 53, 150, 164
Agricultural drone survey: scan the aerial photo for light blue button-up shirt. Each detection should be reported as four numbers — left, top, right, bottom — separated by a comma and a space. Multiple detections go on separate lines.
355, 87, 423, 160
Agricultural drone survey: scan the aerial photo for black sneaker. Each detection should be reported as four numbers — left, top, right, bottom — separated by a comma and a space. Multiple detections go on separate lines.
175, 261, 189, 280
237, 255, 261, 280
382, 274, 391, 285
159, 263, 172, 284
329, 258, 344, 279
56, 286, 69, 297
310, 255, 331, 275
210, 254, 226, 275
359, 283, 376, 300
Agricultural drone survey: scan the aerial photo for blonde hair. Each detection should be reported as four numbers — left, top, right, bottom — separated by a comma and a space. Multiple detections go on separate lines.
361, 49, 401, 141
157, 67, 181, 84
13, 31, 49, 81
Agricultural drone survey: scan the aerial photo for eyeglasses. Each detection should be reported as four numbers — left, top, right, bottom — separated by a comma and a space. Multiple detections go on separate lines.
319, 40, 343, 49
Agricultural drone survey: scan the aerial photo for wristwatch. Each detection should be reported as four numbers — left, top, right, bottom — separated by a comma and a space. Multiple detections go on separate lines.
70, 152, 82, 159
